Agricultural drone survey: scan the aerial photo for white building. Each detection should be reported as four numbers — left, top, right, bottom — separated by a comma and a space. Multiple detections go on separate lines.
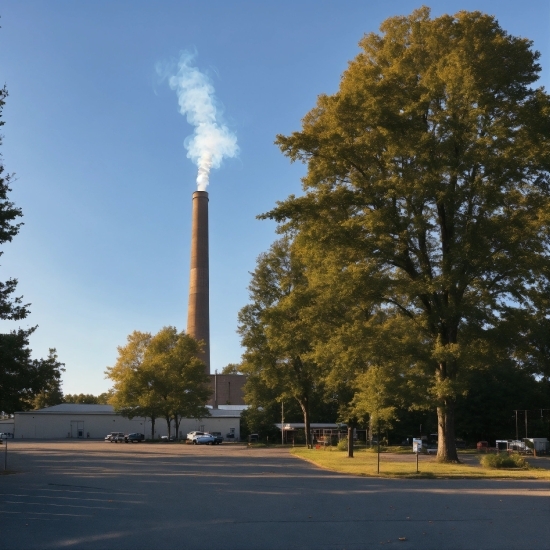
13, 404, 243, 440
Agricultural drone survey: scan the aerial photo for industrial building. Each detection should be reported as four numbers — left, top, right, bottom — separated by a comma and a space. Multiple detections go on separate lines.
11, 403, 243, 440
187, 190, 246, 407
4, 188, 249, 440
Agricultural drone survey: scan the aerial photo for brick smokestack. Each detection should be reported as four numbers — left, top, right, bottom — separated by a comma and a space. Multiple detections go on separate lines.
187, 190, 210, 373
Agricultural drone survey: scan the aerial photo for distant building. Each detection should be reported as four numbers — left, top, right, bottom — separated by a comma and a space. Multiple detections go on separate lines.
208, 373, 246, 407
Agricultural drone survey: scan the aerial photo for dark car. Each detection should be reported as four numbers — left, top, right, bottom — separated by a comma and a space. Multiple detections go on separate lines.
211, 433, 223, 444
125, 433, 145, 443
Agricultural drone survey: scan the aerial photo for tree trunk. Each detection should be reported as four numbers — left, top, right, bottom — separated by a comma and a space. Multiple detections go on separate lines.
437, 399, 459, 462
174, 415, 181, 440
347, 425, 354, 458
166, 416, 171, 439
299, 397, 312, 449
151, 416, 156, 440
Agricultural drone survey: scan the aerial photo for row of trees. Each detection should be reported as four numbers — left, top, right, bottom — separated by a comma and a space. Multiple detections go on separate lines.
64, 392, 112, 404
238, 8, 550, 461
105, 326, 211, 438
0, 85, 66, 415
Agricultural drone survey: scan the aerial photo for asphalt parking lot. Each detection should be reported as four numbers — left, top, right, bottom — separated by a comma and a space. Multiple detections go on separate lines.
1, 441, 549, 550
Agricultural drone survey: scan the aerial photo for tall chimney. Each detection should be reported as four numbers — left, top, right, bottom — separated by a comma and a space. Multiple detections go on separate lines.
187, 190, 210, 373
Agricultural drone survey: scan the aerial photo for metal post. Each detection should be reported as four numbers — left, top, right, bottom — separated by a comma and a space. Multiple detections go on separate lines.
525, 410, 528, 439
377, 419, 380, 474
281, 401, 284, 446
3, 436, 7, 471
416, 446, 419, 474
515, 410, 518, 441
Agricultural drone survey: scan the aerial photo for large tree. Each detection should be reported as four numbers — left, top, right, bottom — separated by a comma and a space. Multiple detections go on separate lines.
238, 237, 322, 448
263, 8, 550, 461
0, 86, 66, 414
0, 86, 28, 323
106, 327, 210, 439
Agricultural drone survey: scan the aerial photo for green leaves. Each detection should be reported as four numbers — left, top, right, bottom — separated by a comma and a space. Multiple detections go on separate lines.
105, 327, 211, 422
260, 8, 550, 460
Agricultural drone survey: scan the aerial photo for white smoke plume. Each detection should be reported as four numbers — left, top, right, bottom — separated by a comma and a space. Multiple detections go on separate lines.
164, 51, 238, 191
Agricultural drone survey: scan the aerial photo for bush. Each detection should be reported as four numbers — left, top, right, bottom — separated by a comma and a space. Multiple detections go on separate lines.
337, 438, 348, 451
480, 453, 528, 469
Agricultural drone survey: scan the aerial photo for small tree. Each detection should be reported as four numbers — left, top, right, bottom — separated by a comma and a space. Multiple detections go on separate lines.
106, 327, 211, 439
106, 331, 158, 437
31, 349, 65, 409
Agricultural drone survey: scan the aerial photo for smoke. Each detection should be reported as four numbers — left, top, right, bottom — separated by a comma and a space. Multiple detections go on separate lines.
161, 51, 238, 191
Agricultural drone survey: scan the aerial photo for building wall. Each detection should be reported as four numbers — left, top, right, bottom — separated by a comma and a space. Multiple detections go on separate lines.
13, 412, 241, 441
0, 419, 14, 435
208, 374, 247, 406
14, 413, 147, 439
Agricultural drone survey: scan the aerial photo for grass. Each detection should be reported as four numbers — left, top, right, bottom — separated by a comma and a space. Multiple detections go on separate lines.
291, 447, 550, 479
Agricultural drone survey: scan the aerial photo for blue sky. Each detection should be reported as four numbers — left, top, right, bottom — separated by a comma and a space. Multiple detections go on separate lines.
1, 1, 548, 395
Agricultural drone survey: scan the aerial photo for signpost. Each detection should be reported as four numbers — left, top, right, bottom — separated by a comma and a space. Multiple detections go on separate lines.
413, 438, 422, 473
2, 434, 7, 471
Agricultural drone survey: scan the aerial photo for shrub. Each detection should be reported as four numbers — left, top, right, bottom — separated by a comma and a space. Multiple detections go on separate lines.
337, 438, 348, 451
480, 453, 528, 469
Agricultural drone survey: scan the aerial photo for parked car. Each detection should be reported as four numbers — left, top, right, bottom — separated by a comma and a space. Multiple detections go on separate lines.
187, 431, 205, 442
105, 432, 125, 442
194, 434, 216, 445
125, 433, 145, 443
426, 444, 438, 455
211, 433, 223, 444
0, 432, 13, 439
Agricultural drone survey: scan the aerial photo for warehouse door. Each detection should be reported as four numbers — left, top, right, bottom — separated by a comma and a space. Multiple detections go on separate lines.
70, 421, 84, 438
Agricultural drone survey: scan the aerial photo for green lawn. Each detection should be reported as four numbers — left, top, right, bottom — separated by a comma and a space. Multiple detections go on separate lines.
290, 447, 550, 479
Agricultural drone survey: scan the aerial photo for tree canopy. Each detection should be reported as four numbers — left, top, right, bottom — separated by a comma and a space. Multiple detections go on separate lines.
260, 8, 550, 461
105, 327, 211, 439
0, 85, 65, 414
238, 237, 323, 448
64, 392, 112, 405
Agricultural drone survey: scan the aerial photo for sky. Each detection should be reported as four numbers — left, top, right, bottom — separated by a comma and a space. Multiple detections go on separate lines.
0, 1, 548, 396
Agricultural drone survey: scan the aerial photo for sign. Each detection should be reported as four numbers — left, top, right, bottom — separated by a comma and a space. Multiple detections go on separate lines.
413, 438, 422, 453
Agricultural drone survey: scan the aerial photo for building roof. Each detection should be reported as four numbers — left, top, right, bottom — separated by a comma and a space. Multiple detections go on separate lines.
16, 403, 243, 418
20, 404, 115, 414
209, 409, 242, 418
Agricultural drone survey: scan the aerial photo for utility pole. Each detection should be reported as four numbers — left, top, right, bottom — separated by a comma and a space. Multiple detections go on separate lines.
281, 401, 284, 446
515, 410, 518, 441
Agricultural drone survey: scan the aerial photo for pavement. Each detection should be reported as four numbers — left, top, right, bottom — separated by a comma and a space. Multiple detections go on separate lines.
0, 440, 549, 550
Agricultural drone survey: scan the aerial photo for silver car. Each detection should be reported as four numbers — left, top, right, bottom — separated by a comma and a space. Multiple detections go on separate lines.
187, 431, 205, 442
194, 434, 216, 445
